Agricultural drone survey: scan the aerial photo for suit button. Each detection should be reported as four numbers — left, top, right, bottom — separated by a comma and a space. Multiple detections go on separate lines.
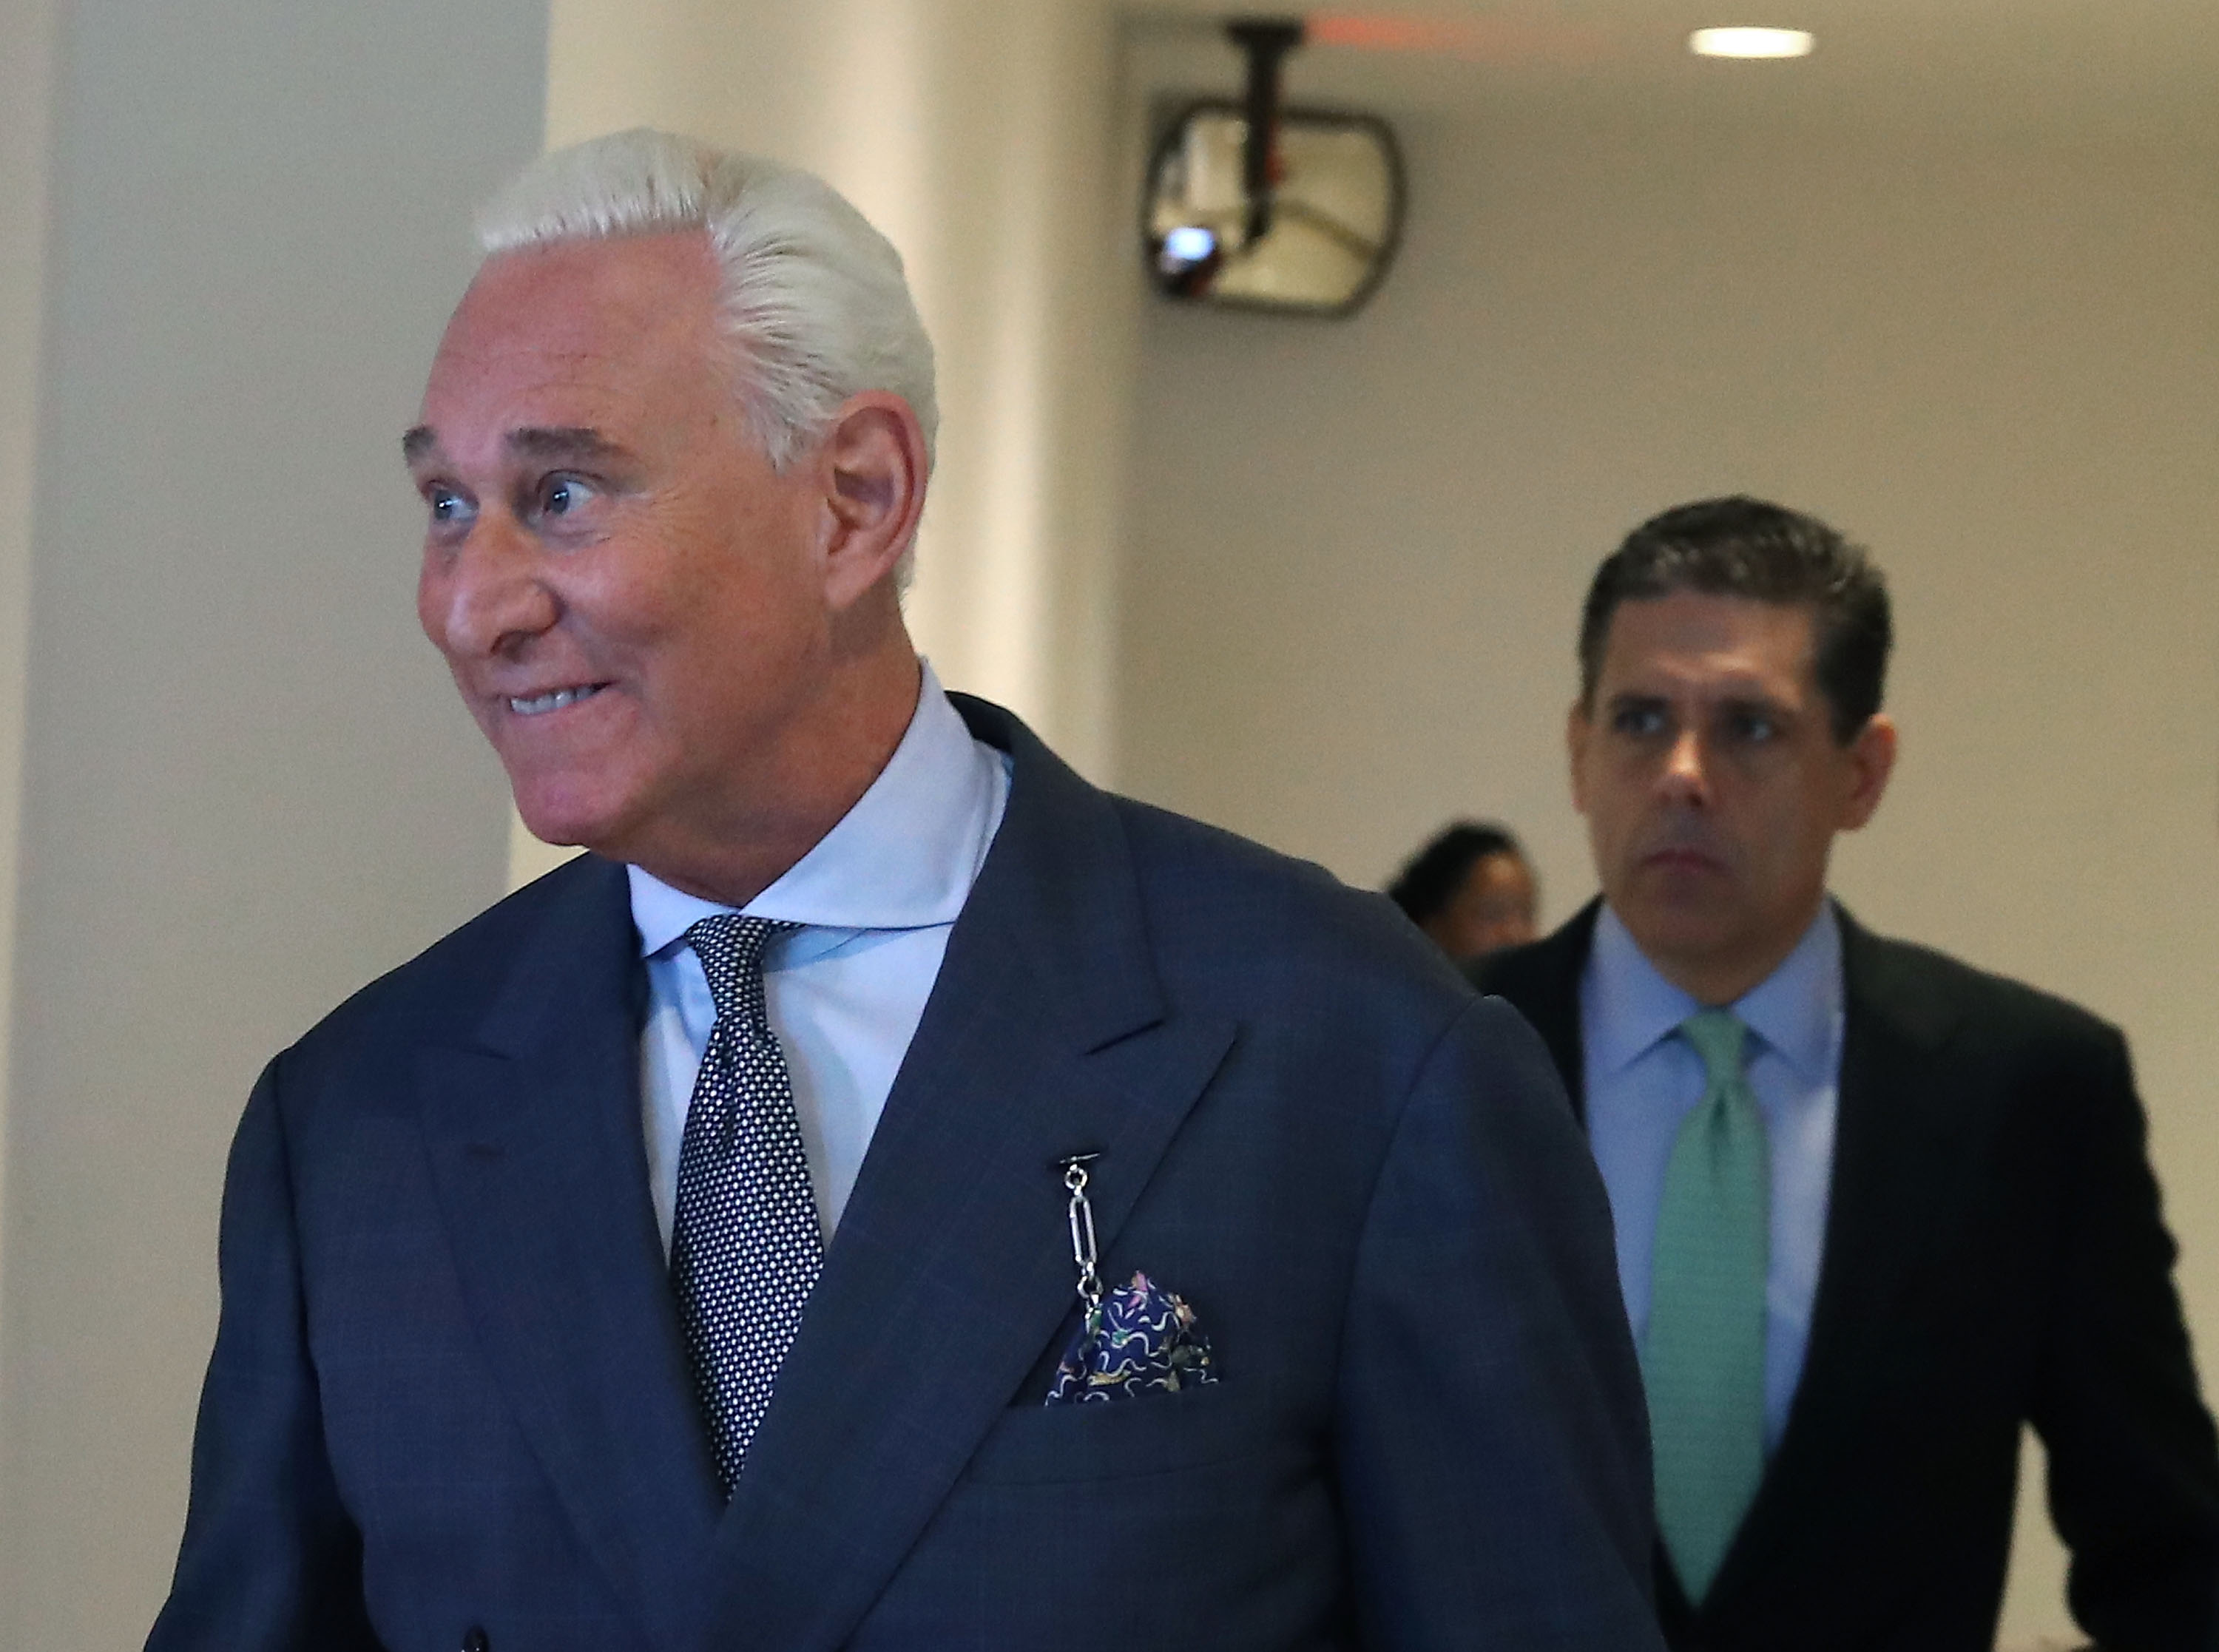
462, 1630, 489, 1652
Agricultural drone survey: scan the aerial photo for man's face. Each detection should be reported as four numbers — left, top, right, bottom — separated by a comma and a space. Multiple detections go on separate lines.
1569, 591, 1894, 1001
409, 233, 833, 866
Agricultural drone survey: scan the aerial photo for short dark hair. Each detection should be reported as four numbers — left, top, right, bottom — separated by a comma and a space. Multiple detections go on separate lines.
1577, 495, 1891, 744
1387, 821, 1525, 926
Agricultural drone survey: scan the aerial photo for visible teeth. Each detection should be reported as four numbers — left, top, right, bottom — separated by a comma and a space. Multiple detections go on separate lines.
509, 685, 601, 716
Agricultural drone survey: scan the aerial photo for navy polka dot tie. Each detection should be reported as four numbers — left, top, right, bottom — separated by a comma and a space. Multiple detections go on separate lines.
670, 914, 823, 1494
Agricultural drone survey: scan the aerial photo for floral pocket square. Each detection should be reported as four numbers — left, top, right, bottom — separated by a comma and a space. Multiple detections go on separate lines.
1044, 1270, 1220, 1405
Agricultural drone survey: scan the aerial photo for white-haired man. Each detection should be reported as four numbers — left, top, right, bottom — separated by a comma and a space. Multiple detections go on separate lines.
147, 131, 1664, 1652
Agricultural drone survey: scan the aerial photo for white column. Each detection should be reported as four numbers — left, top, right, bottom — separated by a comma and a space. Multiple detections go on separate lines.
0, 0, 63, 1409
0, 1, 547, 1645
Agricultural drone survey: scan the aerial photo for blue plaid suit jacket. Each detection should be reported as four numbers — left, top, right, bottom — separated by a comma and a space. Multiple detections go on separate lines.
149, 698, 1662, 1652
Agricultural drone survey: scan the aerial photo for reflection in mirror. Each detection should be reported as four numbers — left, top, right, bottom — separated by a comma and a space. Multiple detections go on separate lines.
1146, 103, 1405, 317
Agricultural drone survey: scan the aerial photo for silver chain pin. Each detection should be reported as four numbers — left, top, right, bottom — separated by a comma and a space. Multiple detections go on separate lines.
1060, 1154, 1102, 1314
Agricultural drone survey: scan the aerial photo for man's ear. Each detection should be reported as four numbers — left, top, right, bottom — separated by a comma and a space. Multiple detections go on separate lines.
1567, 699, 1593, 815
814, 391, 928, 609
1838, 712, 1897, 830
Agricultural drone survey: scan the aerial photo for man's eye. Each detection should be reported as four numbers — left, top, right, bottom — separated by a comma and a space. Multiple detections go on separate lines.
428, 487, 473, 527
1612, 705, 1666, 737
1730, 711, 1779, 743
541, 475, 601, 518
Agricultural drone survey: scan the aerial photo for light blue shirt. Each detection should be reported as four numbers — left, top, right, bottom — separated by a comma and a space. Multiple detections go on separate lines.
1581, 901, 1843, 1454
629, 663, 1010, 1253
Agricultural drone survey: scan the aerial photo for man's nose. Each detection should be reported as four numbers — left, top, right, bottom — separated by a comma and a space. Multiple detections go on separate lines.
1658, 727, 1710, 805
428, 519, 558, 660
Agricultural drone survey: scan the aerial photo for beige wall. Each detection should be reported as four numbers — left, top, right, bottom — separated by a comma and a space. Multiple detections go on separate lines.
1117, 75, 2219, 1643
1, 3, 2207, 1644
0, 1, 544, 1645
0, 0, 61, 1395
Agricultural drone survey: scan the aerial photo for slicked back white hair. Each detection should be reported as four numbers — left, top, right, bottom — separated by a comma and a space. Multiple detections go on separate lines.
476, 129, 938, 535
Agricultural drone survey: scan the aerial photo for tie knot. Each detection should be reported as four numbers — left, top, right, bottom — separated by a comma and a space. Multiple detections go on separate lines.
685, 915, 799, 1024
1679, 1008, 1749, 1082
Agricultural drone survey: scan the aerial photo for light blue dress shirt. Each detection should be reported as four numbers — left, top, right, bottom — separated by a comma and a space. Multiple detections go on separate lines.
1581, 901, 1843, 1454
628, 663, 1010, 1254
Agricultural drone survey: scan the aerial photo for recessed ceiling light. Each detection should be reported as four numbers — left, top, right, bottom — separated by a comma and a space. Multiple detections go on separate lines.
1689, 27, 1814, 58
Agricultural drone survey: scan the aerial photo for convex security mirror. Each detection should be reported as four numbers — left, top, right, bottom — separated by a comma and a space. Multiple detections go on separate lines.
1144, 19, 1405, 317
1146, 104, 1404, 315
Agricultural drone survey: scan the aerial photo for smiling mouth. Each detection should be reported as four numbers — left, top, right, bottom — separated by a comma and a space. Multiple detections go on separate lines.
508, 684, 607, 717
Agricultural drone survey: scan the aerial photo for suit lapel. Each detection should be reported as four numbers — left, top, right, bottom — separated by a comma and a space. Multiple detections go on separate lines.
416, 858, 723, 1652
1465, 901, 1596, 1121
1497, 902, 1975, 1624
696, 701, 1235, 1652
1699, 907, 1969, 1621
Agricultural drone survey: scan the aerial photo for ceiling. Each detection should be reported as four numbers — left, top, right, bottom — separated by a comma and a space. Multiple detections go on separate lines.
1123, 1, 2219, 152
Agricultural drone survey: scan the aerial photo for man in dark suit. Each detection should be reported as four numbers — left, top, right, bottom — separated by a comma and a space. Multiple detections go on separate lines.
1469, 495, 2219, 1651
145, 129, 1663, 1651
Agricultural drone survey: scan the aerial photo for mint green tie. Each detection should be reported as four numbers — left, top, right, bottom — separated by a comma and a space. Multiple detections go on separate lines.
1644, 1008, 1769, 1603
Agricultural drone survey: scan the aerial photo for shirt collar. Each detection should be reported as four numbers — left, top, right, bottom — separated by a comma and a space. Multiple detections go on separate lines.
626, 660, 1003, 956
1584, 899, 1842, 1080
1733, 901, 1842, 1083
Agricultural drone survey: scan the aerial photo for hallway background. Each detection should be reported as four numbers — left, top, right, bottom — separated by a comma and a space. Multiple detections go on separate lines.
1, 3, 2212, 1646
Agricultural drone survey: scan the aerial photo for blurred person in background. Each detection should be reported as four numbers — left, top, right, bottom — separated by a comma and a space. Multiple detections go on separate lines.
1469, 495, 2219, 1652
1388, 819, 1539, 964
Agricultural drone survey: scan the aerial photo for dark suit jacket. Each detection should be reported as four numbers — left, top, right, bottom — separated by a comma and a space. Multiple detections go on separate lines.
148, 700, 1664, 1652
1468, 900, 2219, 1652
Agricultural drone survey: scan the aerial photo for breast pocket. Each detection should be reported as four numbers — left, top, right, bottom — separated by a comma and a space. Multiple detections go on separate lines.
962, 1381, 1287, 1486
868, 1384, 1342, 1651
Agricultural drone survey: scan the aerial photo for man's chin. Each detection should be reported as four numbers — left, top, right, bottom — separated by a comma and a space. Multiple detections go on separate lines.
1611, 890, 1744, 965
507, 784, 625, 860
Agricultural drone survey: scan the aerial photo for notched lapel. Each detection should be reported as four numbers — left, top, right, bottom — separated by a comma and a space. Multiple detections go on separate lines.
1466, 901, 1595, 1123
706, 989, 1234, 1652
695, 705, 1237, 1652
1697, 911, 1970, 1621
416, 859, 721, 1652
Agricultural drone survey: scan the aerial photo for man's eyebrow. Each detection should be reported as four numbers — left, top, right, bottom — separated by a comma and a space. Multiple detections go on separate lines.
400, 426, 632, 468
1719, 691, 1796, 717
507, 426, 628, 463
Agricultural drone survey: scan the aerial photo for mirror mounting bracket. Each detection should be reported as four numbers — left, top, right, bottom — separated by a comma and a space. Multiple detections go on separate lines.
1225, 17, 1306, 243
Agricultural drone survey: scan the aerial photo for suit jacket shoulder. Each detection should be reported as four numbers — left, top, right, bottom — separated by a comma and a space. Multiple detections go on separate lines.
1110, 791, 1485, 1054
955, 693, 1497, 1121
1837, 911, 2130, 1077
286, 850, 635, 1069
1462, 899, 2135, 1111
1462, 901, 1599, 1114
